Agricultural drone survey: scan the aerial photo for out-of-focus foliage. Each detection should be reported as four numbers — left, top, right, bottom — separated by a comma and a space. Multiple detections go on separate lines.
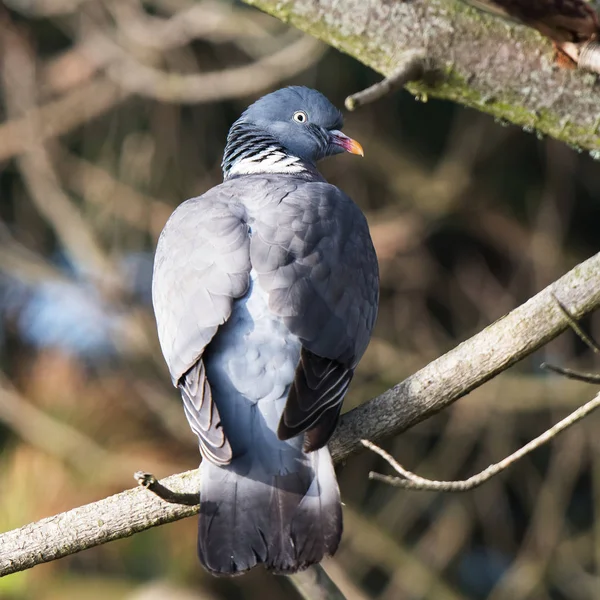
0, 1, 599, 599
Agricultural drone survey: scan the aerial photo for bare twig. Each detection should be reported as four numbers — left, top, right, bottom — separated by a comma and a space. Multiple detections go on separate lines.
362, 391, 600, 490
0, 252, 599, 576
345, 49, 427, 111
552, 292, 600, 354
540, 363, 600, 384
134, 472, 199, 506
540, 292, 600, 383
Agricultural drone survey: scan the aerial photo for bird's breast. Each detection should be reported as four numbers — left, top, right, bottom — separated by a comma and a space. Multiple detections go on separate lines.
204, 270, 300, 405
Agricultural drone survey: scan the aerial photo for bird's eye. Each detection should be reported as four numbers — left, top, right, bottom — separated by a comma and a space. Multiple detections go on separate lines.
293, 111, 308, 123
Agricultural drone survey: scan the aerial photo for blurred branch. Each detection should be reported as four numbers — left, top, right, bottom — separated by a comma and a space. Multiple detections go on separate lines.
91, 31, 326, 104
0, 230, 70, 284
107, 0, 276, 50
3, 0, 90, 17
243, 0, 600, 152
319, 560, 372, 600
0, 376, 179, 485
0, 7, 322, 163
0, 23, 122, 292
288, 565, 347, 600
0, 77, 126, 163
0, 377, 111, 472
362, 390, 600, 490
0, 252, 599, 577
342, 507, 467, 600
56, 147, 172, 241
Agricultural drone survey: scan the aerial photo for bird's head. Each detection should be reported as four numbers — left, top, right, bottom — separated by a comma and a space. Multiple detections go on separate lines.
223, 86, 363, 178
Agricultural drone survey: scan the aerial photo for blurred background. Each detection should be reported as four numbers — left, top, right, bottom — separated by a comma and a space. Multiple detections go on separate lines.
0, 1, 599, 599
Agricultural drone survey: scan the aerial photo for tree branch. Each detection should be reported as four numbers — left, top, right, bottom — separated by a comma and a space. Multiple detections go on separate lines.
1, 251, 599, 577
344, 49, 427, 110
329, 251, 600, 462
242, 0, 600, 153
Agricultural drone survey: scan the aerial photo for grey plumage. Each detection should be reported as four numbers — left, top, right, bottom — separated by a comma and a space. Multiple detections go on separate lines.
152, 87, 379, 575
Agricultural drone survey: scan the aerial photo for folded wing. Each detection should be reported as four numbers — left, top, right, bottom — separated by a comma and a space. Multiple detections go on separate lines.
152, 192, 251, 464
250, 182, 379, 451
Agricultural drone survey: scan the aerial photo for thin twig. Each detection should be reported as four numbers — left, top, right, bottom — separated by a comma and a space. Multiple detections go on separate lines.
540, 363, 600, 384
552, 292, 600, 354
362, 391, 600, 491
345, 49, 427, 111
539, 293, 600, 382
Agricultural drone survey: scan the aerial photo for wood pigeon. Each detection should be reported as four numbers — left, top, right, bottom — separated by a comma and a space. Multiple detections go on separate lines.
152, 86, 379, 575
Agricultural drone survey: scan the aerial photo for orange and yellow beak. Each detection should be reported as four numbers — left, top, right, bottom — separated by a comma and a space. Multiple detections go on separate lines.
329, 130, 364, 157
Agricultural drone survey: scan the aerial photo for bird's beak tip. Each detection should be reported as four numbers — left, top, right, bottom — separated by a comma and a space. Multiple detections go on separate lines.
348, 138, 365, 157
330, 130, 364, 157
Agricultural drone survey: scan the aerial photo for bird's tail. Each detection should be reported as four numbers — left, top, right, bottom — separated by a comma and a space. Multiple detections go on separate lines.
197, 445, 342, 575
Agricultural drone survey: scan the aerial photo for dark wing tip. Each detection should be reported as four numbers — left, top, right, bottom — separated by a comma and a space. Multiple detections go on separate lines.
278, 349, 352, 450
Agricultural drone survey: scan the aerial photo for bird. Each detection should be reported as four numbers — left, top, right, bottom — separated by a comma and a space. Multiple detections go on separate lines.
151, 86, 379, 575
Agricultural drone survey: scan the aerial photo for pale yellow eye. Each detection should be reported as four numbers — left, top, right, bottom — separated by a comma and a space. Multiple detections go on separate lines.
293, 111, 308, 123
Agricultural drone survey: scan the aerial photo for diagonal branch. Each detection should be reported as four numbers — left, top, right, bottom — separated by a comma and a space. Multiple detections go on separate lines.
0, 251, 599, 577
329, 251, 600, 461
242, 0, 600, 153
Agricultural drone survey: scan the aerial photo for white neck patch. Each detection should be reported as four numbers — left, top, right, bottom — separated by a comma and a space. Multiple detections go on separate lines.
228, 146, 306, 177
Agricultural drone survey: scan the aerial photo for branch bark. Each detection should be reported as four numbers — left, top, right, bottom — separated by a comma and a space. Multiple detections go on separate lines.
242, 0, 600, 153
1, 251, 599, 577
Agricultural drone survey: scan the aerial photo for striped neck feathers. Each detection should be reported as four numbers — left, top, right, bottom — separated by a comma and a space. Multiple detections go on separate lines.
222, 121, 307, 179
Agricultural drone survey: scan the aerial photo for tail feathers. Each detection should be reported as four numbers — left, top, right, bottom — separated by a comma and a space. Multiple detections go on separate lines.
198, 447, 341, 575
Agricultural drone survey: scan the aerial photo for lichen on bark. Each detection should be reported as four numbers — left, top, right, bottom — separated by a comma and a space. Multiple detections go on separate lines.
242, 0, 600, 153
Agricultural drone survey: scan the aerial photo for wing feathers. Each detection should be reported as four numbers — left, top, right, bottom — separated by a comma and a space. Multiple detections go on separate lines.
278, 348, 353, 452
180, 360, 232, 465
